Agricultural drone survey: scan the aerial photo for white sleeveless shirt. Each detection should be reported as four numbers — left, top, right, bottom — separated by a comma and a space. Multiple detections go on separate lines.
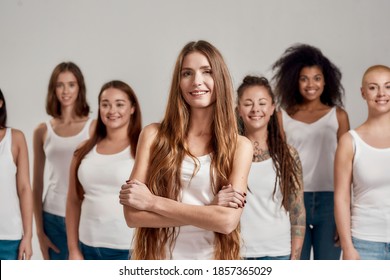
241, 159, 291, 258
350, 130, 390, 242
281, 108, 338, 192
43, 118, 93, 216
170, 154, 215, 260
78, 145, 134, 249
0, 128, 23, 239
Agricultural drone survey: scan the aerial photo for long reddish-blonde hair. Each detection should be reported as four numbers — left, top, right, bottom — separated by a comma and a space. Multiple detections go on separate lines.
132, 40, 240, 260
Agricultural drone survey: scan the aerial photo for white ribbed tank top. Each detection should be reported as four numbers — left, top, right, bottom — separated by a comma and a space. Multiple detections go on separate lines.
78, 145, 134, 249
350, 130, 390, 242
43, 118, 93, 216
169, 154, 215, 260
241, 158, 291, 258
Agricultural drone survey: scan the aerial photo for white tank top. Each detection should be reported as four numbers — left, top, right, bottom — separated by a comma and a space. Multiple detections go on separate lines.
170, 154, 215, 260
78, 145, 134, 249
281, 108, 338, 192
241, 159, 291, 258
0, 128, 23, 239
43, 118, 93, 216
349, 130, 390, 242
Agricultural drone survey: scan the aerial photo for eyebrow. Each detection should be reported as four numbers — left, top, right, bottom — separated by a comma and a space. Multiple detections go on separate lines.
181, 65, 211, 71
243, 98, 269, 101
299, 74, 323, 77
100, 99, 127, 102
56, 79, 77, 83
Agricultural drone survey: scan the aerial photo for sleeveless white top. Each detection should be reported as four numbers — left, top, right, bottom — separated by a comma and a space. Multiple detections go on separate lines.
0, 128, 23, 239
169, 154, 215, 260
350, 130, 390, 242
43, 118, 93, 216
78, 145, 134, 249
281, 108, 338, 192
241, 158, 291, 258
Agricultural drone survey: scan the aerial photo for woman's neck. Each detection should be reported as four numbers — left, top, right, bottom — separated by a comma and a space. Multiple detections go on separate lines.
246, 129, 270, 162
365, 112, 390, 131
105, 126, 129, 143
295, 99, 328, 112
58, 106, 82, 123
188, 108, 213, 136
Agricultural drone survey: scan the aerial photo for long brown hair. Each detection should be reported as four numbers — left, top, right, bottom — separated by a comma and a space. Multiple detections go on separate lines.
237, 76, 301, 210
73, 80, 142, 199
132, 40, 240, 260
46, 62, 90, 118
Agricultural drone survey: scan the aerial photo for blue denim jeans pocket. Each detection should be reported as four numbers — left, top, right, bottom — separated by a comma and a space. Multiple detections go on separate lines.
0, 239, 21, 260
301, 192, 341, 260
43, 211, 68, 260
80, 242, 130, 260
352, 236, 390, 260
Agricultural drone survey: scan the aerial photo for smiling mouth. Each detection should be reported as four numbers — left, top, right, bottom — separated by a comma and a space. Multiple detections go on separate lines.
190, 90, 208, 96
249, 116, 263, 120
107, 116, 120, 120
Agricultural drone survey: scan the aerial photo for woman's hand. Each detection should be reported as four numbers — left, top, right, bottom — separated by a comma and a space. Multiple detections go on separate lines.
119, 179, 155, 211
210, 184, 246, 209
342, 246, 360, 260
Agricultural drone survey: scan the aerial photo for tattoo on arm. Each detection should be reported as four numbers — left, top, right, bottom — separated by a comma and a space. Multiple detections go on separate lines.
288, 147, 305, 233
292, 247, 302, 260
288, 147, 306, 260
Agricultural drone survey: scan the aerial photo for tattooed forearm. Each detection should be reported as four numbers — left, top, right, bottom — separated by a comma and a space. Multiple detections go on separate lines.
287, 145, 306, 259
288, 145, 305, 230
291, 245, 303, 260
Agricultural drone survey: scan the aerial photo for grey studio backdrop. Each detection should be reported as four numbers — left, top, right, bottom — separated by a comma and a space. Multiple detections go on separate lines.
0, 0, 389, 260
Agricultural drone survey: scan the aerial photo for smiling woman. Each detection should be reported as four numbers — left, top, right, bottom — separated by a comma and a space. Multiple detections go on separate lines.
214, 75, 305, 260
66, 80, 142, 260
119, 40, 253, 260
272, 44, 350, 260
180, 52, 215, 109
335, 65, 390, 260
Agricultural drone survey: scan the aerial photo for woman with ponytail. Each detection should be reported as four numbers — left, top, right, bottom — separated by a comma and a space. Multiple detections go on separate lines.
216, 76, 305, 260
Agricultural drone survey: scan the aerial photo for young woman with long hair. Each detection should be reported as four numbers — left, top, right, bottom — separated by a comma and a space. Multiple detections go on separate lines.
66, 80, 142, 260
119, 40, 253, 260
215, 76, 305, 259
32, 62, 95, 259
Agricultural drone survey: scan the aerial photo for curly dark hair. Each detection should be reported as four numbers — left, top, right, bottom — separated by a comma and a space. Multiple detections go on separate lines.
271, 43, 344, 111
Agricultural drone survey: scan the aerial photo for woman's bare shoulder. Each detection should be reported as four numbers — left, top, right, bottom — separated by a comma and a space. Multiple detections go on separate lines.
141, 123, 160, 137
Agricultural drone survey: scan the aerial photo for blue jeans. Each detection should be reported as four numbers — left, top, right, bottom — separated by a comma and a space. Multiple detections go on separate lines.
245, 255, 290, 260
301, 192, 341, 260
43, 211, 68, 260
80, 242, 130, 260
352, 237, 390, 260
0, 240, 21, 260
